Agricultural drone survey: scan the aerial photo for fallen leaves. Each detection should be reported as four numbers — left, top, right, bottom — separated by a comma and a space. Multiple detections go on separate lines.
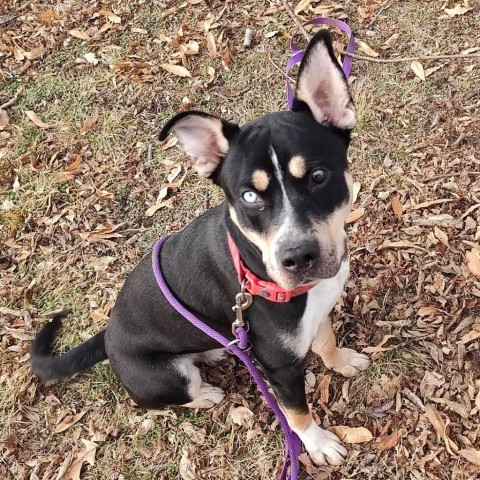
391, 195, 403, 221
330, 426, 373, 443
425, 404, 457, 455
356, 40, 379, 57
465, 249, 480, 276
68, 30, 91, 41
54, 411, 88, 434
411, 60, 426, 81
59, 439, 98, 480
160, 63, 192, 77
458, 449, 480, 467
443, 5, 473, 17
346, 207, 365, 224
79, 107, 99, 135
25, 110, 50, 128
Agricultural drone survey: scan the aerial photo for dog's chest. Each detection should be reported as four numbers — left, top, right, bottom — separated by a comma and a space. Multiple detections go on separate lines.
281, 259, 350, 359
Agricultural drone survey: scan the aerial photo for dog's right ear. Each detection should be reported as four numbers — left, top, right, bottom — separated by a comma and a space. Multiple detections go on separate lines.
159, 111, 239, 178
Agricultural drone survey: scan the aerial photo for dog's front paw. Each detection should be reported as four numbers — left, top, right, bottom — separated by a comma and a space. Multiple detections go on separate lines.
330, 348, 370, 377
305, 428, 348, 466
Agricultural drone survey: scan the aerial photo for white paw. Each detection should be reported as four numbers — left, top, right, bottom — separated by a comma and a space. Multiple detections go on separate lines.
331, 348, 371, 377
182, 383, 225, 409
303, 427, 348, 466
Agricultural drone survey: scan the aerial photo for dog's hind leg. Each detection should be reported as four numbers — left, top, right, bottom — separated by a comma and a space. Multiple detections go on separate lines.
119, 354, 225, 410
311, 318, 370, 377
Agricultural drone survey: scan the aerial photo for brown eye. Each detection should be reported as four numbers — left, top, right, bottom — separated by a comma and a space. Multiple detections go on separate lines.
311, 169, 327, 185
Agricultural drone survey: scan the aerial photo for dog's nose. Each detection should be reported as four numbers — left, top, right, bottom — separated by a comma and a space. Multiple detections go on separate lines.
280, 242, 319, 273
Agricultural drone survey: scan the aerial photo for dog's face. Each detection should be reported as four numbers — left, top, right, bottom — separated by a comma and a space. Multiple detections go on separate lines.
160, 31, 356, 289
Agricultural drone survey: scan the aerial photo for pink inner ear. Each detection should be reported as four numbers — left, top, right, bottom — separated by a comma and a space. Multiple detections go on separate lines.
171, 116, 229, 177
296, 42, 356, 130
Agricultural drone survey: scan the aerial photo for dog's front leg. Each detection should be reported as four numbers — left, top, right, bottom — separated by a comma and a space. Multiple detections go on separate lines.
266, 365, 347, 466
312, 317, 370, 377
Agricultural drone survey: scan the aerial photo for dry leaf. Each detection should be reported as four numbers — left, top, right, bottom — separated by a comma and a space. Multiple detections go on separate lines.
330, 426, 373, 443
206, 32, 216, 58
80, 107, 99, 135
362, 335, 396, 357
25, 111, 50, 128
59, 439, 97, 480
83, 52, 99, 65
64, 155, 82, 172
54, 411, 88, 433
0, 109, 9, 128
465, 249, 480, 277
434, 226, 449, 248
411, 61, 426, 81
24, 46, 45, 60
160, 63, 192, 77
298, 452, 313, 474
352, 181, 361, 204
99, 9, 121, 23
294, 0, 312, 14
378, 241, 426, 252
346, 207, 364, 224
425, 64, 445, 77
229, 406, 254, 428
357, 40, 379, 57
425, 404, 457, 454
459, 449, 480, 467
418, 306, 440, 317
376, 430, 402, 452
444, 5, 473, 16
38, 10, 57, 22
167, 165, 182, 183
179, 449, 196, 480
391, 195, 403, 221
68, 30, 91, 41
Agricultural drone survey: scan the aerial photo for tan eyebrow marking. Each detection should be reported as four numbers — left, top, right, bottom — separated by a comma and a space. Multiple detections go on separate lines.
288, 155, 307, 179
251, 169, 270, 191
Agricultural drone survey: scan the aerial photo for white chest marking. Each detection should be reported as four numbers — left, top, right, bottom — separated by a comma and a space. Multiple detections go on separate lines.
282, 259, 350, 358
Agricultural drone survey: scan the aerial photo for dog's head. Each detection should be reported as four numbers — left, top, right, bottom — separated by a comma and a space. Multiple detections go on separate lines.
160, 31, 356, 290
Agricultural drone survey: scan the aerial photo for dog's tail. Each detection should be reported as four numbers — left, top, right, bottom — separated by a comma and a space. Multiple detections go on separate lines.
30, 310, 108, 385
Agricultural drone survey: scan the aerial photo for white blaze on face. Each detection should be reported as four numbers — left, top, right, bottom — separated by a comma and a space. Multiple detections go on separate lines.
268, 146, 304, 285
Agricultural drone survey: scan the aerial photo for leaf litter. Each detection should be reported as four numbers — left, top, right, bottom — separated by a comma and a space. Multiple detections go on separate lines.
1, 0, 480, 478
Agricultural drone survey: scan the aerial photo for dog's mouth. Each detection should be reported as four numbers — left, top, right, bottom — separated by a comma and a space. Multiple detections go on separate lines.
267, 253, 344, 291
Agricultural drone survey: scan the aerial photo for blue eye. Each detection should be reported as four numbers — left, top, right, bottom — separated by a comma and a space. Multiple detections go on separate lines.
242, 191, 259, 203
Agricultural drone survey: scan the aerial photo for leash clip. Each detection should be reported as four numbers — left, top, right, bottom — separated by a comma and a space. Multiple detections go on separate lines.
231, 280, 253, 335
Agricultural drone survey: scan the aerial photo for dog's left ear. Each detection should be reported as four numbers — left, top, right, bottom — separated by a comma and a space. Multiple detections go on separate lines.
159, 111, 239, 177
293, 30, 356, 131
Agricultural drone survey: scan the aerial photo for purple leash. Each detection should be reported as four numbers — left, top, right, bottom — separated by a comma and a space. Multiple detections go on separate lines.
152, 236, 301, 480
286, 17, 356, 109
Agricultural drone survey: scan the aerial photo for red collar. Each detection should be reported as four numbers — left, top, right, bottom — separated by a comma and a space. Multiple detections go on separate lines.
227, 232, 315, 303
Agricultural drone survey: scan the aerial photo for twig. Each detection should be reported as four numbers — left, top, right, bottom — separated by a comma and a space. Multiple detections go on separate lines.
366, 2, 392, 29
424, 172, 480, 182
0, 15, 18, 25
279, 0, 310, 41
0, 88, 21, 110
339, 50, 480, 63
279, 0, 480, 64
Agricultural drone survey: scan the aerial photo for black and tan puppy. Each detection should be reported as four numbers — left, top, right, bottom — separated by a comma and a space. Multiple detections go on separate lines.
31, 31, 370, 466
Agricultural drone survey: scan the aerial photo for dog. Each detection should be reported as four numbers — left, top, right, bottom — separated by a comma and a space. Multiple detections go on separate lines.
31, 30, 370, 466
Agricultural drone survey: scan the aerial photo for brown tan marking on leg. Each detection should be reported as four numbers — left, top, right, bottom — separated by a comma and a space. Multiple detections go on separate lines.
288, 155, 307, 179
282, 405, 313, 431
251, 169, 270, 191
312, 319, 371, 377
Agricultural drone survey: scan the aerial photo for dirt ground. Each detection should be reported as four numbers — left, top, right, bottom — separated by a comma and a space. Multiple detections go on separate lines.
1, 0, 480, 479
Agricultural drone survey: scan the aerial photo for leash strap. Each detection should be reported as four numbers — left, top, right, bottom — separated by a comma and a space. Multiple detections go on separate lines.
286, 17, 356, 109
152, 236, 301, 480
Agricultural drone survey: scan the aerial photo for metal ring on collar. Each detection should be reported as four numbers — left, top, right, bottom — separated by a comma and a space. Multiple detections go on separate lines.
226, 338, 253, 353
